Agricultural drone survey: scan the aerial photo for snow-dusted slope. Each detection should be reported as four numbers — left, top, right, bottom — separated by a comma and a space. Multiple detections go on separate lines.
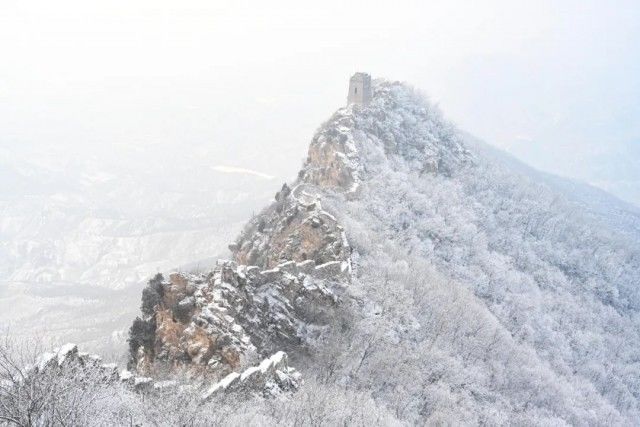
124, 79, 640, 424
307, 80, 640, 424
464, 132, 640, 241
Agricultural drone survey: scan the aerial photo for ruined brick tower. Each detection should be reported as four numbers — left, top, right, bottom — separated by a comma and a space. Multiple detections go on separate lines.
347, 72, 372, 106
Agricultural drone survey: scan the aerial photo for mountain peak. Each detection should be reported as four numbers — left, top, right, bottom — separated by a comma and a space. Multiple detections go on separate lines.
302, 79, 472, 193
123, 76, 640, 423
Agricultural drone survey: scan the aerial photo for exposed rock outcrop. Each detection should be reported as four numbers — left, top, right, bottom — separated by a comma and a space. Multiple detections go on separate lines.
129, 259, 344, 379
202, 351, 300, 399
301, 111, 360, 191
231, 183, 351, 270
128, 79, 462, 392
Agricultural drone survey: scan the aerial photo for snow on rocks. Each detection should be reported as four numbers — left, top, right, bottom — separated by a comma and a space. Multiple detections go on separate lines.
32, 344, 82, 373
313, 260, 340, 278
202, 351, 299, 400
130, 257, 342, 378
296, 259, 316, 275
25, 344, 299, 402
230, 179, 351, 271
56, 343, 78, 365
302, 107, 362, 192
126, 85, 362, 395
27, 345, 152, 391
120, 369, 134, 381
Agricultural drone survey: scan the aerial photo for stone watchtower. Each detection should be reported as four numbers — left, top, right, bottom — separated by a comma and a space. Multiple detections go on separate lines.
347, 72, 372, 106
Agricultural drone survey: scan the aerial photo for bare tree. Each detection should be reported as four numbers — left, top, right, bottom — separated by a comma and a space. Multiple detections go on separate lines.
0, 333, 132, 426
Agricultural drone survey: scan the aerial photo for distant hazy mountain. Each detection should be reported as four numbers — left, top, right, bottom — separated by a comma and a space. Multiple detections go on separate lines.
0, 146, 277, 351
464, 132, 640, 241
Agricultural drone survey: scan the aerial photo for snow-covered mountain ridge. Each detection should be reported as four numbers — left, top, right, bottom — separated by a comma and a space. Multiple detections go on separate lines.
7, 78, 638, 425
125, 79, 640, 424
314, 80, 640, 423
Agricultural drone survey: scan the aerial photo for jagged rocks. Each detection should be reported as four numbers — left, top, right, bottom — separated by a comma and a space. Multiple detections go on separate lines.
129, 259, 342, 379
126, 97, 356, 394
275, 183, 291, 202
231, 185, 351, 270
30, 344, 151, 390
126, 76, 388, 395
202, 351, 300, 400
302, 112, 360, 192
29, 343, 298, 400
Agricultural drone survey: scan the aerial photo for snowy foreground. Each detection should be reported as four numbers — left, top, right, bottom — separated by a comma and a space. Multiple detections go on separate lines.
2, 80, 640, 425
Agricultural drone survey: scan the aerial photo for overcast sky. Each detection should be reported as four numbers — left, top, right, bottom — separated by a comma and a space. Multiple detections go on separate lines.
1, 0, 639, 204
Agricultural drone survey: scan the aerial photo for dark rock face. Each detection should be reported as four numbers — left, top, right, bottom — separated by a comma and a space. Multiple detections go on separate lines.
129, 260, 343, 379
231, 185, 351, 270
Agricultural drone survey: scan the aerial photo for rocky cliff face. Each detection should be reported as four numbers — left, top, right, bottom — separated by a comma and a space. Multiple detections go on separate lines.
129, 259, 345, 379
230, 183, 351, 269
127, 92, 380, 381
126, 79, 469, 384
129, 189, 353, 383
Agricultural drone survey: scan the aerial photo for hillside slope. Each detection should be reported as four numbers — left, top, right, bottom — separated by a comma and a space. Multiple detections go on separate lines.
314, 81, 640, 424
125, 79, 640, 424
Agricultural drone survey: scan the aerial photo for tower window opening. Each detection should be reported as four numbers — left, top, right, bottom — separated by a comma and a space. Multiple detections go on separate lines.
354, 87, 357, 94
